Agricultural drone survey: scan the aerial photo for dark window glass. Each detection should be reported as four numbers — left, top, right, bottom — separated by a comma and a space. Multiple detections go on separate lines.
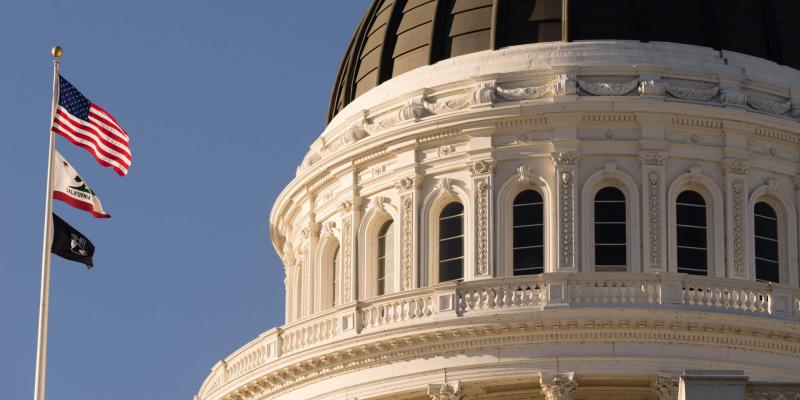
676, 190, 707, 275
754, 202, 779, 283
439, 202, 464, 282
377, 220, 395, 295
513, 190, 544, 275
594, 187, 626, 270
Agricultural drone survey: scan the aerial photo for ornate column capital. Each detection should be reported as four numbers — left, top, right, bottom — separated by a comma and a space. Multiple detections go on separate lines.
639, 151, 668, 166
721, 159, 750, 175
427, 381, 464, 400
396, 174, 423, 192
468, 159, 496, 176
551, 151, 580, 166
540, 373, 577, 400
654, 376, 678, 400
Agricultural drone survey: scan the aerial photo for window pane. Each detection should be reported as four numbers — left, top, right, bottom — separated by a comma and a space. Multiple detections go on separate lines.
755, 237, 778, 261
595, 187, 625, 201
514, 190, 542, 205
514, 247, 543, 274
595, 244, 626, 265
677, 247, 707, 271
439, 237, 464, 261
676, 204, 706, 226
755, 259, 779, 283
754, 202, 777, 218
440, 216, 463, 239
676, 226, 706, 248
441, 202, 464, 218
595, 202, 626, 222
513, 226, 543, 247
677, 190, 705, 205
439, 259, 463, 282
513, 204, 543, 225
754, 216, 778, 240
594, 223, 626, 244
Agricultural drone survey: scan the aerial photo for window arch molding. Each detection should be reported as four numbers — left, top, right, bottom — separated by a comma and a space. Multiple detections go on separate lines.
420, 178, 472, 287
667, 170, 725, 277
497, 171, 553, 276
314, 228, 341, 311
358, 200, 401, 299
580, 164, 641, 273
747, 182, 798, 286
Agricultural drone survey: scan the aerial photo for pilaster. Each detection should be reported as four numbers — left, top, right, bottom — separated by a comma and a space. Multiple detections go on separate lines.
338, 197, 361, 304
722, 159, 749, 280
640, 152, 668, 272
396, 174, 422, 291
469, 159, 495, 279
552, 152, 579, 271
302, 212, 321, 317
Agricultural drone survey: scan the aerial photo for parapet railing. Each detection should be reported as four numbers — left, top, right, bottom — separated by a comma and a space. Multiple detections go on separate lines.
196, 272, 800, 399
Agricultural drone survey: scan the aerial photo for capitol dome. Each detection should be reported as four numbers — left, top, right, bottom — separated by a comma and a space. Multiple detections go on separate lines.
198, 1, 800, 399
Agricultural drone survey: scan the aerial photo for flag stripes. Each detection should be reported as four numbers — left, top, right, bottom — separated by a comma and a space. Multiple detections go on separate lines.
52, 75, 132, 176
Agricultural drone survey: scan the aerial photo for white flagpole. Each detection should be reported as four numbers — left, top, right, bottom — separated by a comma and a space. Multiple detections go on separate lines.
33, 45, 62, 400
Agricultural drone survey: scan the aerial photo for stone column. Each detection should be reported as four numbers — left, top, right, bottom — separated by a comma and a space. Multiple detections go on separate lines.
469, 159, 496, 279
427, 381, 464, 400
640, 152, 668, 272
552, 152, 580, 271
722, 159, 749, 280
396, 174, 422, 291
540, 373, 577, 400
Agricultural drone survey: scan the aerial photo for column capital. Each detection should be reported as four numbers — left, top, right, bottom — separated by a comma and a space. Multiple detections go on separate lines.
540, 373, 577, 400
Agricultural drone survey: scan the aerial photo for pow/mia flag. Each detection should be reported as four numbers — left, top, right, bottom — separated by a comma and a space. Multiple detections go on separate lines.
51, 213, 95, 269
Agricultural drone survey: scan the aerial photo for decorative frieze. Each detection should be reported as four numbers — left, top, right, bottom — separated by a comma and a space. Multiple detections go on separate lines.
748, 96, 792, 115
578, 78, 639, 96
469, 159, 495, 176
665, 82, 719, 102
551, 151, 579, 166
540, 373, 577, 400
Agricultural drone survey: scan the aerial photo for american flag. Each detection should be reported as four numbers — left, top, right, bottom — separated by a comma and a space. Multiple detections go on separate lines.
52, 75, 131, 176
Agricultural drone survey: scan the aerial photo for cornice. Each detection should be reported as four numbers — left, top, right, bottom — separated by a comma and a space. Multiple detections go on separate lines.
202, 310, 800, 400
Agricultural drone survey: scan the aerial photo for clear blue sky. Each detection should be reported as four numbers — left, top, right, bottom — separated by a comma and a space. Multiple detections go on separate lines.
0, 1, 370, 399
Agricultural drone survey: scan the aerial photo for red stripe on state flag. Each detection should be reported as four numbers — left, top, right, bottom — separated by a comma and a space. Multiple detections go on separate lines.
53, 192, 110, 218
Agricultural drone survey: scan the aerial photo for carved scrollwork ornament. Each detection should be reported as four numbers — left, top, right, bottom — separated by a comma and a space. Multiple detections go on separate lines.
434, 178, 456, 196
517, 165, 532, 183
553, 72, 578, 96
639, 151, 668, 166
475, 178, 490, 275
400, 195, 414, 290
733, 180, 745, 276
341, 218, 352, 303
399, 96, 428, 122
370, 196, 389, 213
722, 159, 749, 175
578, 78, 639, 96
337, 200, 352, 213
639, 73, 664, 97
648, 172, 661, 267
721, 81, 748, 106
470, 80, 496, 106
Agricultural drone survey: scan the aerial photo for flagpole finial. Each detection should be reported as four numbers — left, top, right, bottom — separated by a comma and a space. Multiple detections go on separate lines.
51, 46, 63, 59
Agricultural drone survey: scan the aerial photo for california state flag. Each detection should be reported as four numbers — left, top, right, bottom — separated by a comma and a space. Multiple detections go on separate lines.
53, 151, 110, 218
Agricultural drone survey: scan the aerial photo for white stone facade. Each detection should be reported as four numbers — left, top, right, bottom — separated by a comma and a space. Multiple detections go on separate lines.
197, 41, 800, 400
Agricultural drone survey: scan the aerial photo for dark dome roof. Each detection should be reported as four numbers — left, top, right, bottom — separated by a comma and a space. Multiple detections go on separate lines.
328, 0, 800, 122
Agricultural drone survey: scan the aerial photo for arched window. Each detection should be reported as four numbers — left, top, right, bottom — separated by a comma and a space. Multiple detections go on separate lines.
513, 190, 544, 275
676, 190, 708, 275
332, 245, 340, 307
439, 202, 464, 282
754, 202, 779, 283
377, 220, 395, 295
594, 187, 627, 271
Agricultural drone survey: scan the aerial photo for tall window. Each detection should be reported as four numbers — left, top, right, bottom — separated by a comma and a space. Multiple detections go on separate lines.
332, 245, 340, 307
439, 202, 464, 282
676, 190, 708, 275
594, 187, 627, 271
377, 220, 395, 295
513, 190, 544, 275
754, 202, 779, 283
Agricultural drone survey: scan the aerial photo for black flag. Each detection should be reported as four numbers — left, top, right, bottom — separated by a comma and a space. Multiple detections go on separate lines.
51, 213, 95, 268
